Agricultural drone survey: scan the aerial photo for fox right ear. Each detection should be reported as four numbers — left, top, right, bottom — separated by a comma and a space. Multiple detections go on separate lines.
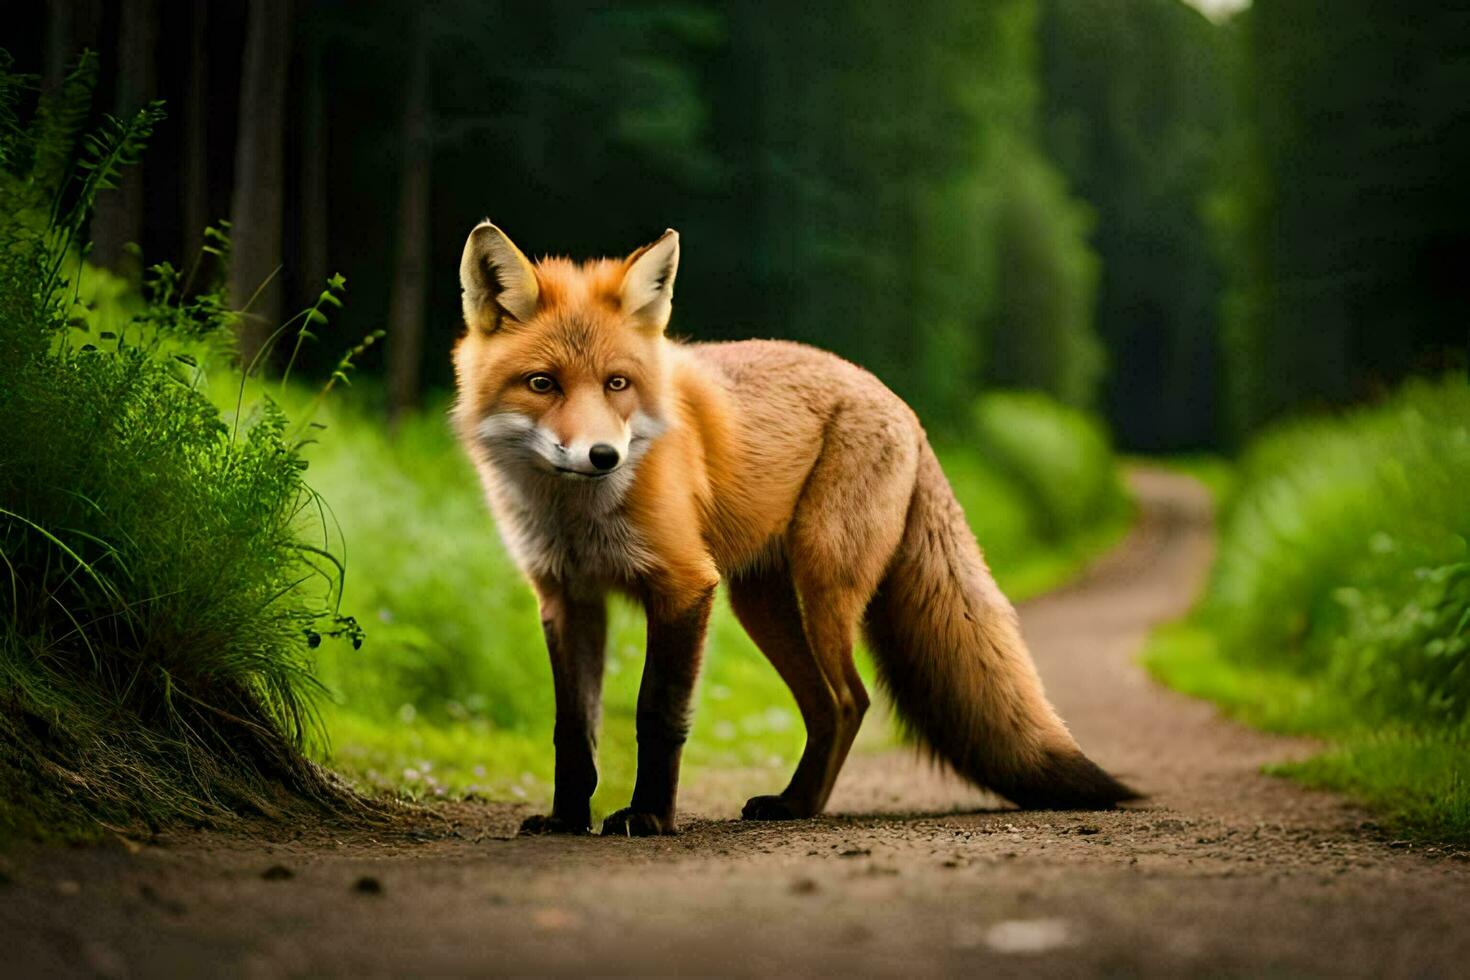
460, 221, 540, 331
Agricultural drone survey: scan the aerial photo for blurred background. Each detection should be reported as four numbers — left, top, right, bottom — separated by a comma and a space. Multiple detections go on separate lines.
2, 0, 1466, 834
11, 0, 1464, 447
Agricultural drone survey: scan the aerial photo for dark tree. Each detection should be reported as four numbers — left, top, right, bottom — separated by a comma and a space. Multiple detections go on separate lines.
229, 0, 294, 363
1038, 0, 1232, 451
386, 10, 433, 423
43, 0, 101, 90
180, 0, 209, 267
1217, 1, 1470, 436
298, 35, 329, 309
90, 0, 157, 276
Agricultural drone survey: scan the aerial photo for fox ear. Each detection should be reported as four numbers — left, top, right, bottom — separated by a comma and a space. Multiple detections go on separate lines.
621, 229, 679, 333
460, 221, 539, 331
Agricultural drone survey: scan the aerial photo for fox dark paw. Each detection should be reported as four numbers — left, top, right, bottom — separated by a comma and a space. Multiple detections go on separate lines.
518, 813, 591, 836
741, 795, 806, 821
601, 807, 675, 836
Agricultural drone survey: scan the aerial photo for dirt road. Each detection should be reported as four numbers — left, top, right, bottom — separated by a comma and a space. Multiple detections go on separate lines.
3, 470, 1467, 977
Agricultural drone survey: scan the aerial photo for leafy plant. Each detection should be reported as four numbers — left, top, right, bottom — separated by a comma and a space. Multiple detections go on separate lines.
1206, 377, 1470, 726
0, 53, 370, 838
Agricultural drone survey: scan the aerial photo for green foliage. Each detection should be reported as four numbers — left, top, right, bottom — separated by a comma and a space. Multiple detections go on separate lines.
1272, 735, 1470, 847
298, 388, 1130, 808
971, 391, 1130, 544
1146, 376, 1470, 840
1144, 624, 1470, 845
0, 56, 363, 838
983, 146, 1104, 407
1207, 378, 1470, 725
352, 2, 1105, 429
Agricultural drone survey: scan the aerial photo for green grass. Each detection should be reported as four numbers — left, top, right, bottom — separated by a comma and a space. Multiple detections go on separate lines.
1145, 377, 1470, 844
0, 57, 370, 841
301, 390, 1131, 815
1143, 622, 1349, 733
1144, 623, 1470, 843
1274, 736, 1470, 844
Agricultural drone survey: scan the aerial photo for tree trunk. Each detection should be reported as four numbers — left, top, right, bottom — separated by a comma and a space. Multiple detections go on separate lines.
181, 0, 210, 273
299, 42, 329, 303
43, 0, 102, 90
230, 0, 295, 366
90, 0, 157, 277
44, 0, 75, 90
386, 16, 433, 425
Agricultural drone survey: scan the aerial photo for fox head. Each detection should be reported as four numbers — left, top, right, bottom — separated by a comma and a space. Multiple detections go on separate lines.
452, 222, 679, 487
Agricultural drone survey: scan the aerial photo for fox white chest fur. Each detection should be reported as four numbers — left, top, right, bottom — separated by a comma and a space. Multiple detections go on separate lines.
472, 410, 665, 588
486, 468, 655, 587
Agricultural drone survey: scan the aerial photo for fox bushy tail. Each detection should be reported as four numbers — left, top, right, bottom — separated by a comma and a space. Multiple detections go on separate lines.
863, 442, 1138, 809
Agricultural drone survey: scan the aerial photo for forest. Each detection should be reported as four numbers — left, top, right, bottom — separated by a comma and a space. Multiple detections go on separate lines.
1, 0, 1466, 849
11, 2, 1463, 440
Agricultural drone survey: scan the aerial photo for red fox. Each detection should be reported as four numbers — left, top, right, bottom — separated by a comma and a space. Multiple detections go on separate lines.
453, 222, 1137, 835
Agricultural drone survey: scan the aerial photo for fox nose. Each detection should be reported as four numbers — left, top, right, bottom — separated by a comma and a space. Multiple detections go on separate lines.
588, 444, 620, 471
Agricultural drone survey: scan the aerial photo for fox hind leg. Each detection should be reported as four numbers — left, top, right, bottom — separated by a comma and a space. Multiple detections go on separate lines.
728, 564, 842, 820
766, 405, 918, 817
788, 577, 871, 810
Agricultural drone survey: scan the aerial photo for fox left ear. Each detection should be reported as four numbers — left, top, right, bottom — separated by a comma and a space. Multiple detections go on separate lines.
621, 229, 680, 333
460, 221, 540, 332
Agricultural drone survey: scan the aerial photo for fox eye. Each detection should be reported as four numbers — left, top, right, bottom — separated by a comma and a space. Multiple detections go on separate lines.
606, 375, 629, 392
527, 374, 556, 394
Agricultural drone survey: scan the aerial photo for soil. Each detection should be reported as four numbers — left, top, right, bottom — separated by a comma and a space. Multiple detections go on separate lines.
2, 470, 1466, 977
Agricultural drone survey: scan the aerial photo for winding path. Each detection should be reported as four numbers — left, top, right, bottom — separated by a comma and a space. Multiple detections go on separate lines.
4, 470, 1468, 977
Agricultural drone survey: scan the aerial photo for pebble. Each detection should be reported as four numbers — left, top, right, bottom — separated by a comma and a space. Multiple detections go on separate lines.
353, 876, 384, 895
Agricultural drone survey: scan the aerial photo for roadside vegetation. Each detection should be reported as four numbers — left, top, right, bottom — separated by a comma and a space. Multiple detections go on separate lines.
1146, 377, 1470, 842
0, 56, 371, 841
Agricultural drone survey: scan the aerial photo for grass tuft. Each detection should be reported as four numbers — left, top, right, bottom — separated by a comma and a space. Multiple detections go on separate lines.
0, 53, 371, 841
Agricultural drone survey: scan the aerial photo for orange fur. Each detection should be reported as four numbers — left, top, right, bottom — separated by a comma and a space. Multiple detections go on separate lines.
454, 222, 1136, 835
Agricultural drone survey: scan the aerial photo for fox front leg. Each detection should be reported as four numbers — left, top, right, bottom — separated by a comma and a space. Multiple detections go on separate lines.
602, 586, 714, 836
520, 585, 607, 835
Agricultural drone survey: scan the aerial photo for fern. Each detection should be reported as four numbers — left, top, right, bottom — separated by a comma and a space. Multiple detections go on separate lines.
0, 51, 29, 172
46, 101, 164, 294
32, 50, 98, 194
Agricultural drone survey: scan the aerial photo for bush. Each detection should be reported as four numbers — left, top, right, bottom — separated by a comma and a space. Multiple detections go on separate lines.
1147, 375, 1470, 841
0, 55, 364, 838
983, 150, 1104, 409
971, 390, 1130, 544
1206, 377, 1470, 727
